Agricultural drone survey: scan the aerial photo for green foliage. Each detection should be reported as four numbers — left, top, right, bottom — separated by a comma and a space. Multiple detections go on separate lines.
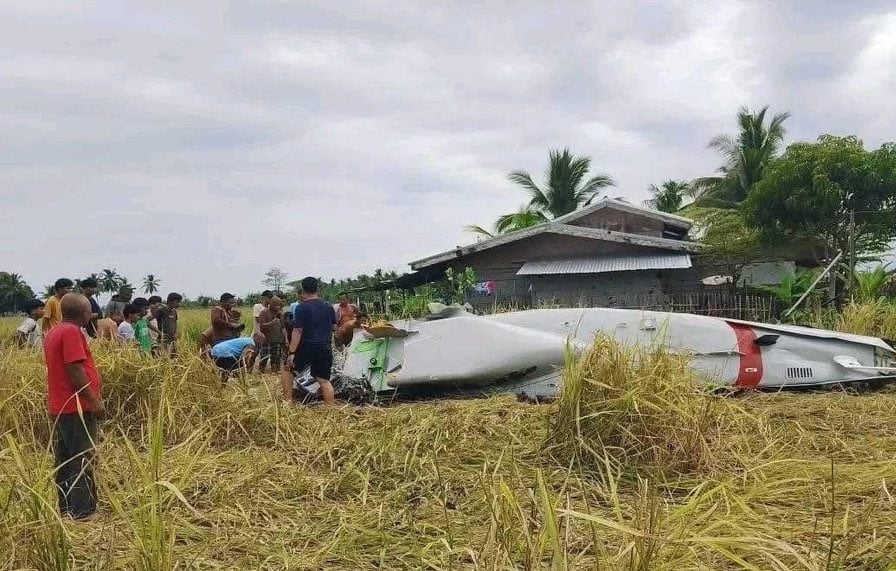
0, 272, 36, 314
645, 180, 692, 213
852, 265, 894, 302
142, 273, 161, 295
509, 148, 616, 218
692, 209, 765, 287
444, 266, 477, 304
759, 269, 818, 320
468, 148, 615, 235
692, 106, 790, 207
745, 135, 896, 260
99, 268, 126, 294
465, 206, 548, 238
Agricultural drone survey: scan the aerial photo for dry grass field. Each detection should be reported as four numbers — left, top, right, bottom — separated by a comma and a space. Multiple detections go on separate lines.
1, 308, 896, 569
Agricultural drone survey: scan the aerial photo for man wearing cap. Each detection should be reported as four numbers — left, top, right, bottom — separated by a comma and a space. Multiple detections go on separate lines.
210, 293, 244, 345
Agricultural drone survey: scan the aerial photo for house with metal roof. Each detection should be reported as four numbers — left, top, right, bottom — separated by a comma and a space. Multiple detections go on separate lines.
408, 198, 710, 308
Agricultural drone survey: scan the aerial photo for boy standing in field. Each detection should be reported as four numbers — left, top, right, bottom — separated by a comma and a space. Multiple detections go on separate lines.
16, 299, 45, 348
131, 298, 153, 354
156, 292, 182, 356
43, 278, 74, 333
44, 293, 103, 520
146, 296, 162, 353
258, 296, 286, 372
117, 304, 141, 344
285, 277, 337, 404
252, 291, 273, 371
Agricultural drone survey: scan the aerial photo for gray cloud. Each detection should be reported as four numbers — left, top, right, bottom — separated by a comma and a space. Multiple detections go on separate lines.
2, 1, 894, 296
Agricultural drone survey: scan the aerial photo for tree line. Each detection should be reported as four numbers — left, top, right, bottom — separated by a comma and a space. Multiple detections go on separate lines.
464, 105, 896, 301
0, 269, 163, 314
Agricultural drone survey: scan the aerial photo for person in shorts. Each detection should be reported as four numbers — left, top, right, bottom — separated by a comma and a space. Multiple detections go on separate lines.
258, 296, 285, 372
285, 277, 337, 404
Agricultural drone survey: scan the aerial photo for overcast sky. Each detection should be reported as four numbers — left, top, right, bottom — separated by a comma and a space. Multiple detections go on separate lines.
3, 1, 895, 297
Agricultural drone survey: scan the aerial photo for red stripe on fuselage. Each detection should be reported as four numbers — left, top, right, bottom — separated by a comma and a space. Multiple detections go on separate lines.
726, 322, 763, 388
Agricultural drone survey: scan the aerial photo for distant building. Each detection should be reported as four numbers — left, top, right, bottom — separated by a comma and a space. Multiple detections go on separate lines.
409, 198, 713, 308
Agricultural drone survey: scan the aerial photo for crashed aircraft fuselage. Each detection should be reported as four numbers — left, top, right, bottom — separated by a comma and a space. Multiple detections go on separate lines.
330, 308, 896, 399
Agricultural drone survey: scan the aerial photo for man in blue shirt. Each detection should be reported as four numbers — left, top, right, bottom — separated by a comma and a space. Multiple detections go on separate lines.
211, 332, 264, 383
285, 277, 336, 404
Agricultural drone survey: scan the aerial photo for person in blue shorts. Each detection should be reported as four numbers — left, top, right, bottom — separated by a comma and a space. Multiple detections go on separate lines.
211, 332, 265, 383
284, 277, 336, 404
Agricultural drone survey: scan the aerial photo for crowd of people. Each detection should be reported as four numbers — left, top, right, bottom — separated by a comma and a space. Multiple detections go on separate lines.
15, 277, 183, 354
16, 275, 364, 521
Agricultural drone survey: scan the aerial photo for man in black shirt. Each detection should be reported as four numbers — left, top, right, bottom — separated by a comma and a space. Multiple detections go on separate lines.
285, 277, 337, 404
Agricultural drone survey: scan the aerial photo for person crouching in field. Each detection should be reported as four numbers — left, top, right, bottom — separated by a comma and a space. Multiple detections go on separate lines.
258, 296, 285, 372
44, 293, 103, 521
16, 299, 45, 348
210, 333, 265, 383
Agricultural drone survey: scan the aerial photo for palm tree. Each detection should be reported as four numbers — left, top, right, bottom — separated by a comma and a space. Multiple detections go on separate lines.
99, 268, 123, 294
692, 106, 790, 207
0, 272, 35, 313
508, 148, 615, 218
465, 206, 549, 238
644, 180, 692, 213
142, 273, 161, 294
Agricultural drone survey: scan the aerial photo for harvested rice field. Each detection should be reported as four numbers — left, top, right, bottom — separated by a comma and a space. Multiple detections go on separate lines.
2, 311, 896, 570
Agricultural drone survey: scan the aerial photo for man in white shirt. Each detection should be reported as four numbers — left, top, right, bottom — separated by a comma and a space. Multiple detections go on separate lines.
17, 299, 45, 348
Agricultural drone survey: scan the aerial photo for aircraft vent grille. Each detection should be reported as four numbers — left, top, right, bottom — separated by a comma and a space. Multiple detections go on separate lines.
786, 367, 814, 379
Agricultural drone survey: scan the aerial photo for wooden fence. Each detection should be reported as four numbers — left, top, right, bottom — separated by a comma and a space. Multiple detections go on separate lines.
464, 290, 782, 322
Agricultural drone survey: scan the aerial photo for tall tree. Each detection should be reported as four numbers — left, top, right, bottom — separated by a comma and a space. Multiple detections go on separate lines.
692, 106, 790, 207
509, 148, 615, 218
695, 209, 766, 291
142, 273, 161, 294
99, 268, 123, 294
465, 206, 549, 238
263, 267, 288, 292
0, 272, 35, 313
645, 180, 691, 213
745, 135, 896, 298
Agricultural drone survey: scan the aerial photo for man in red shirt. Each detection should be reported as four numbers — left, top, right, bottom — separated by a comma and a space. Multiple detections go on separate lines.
44, 293, 104, 520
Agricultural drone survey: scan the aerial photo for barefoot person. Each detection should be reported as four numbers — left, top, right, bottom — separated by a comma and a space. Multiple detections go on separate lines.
284, 277, 337, 404
44, 293, 103, 520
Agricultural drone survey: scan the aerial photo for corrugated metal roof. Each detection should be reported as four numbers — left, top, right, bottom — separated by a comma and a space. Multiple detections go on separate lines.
516, 253, 692, 276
